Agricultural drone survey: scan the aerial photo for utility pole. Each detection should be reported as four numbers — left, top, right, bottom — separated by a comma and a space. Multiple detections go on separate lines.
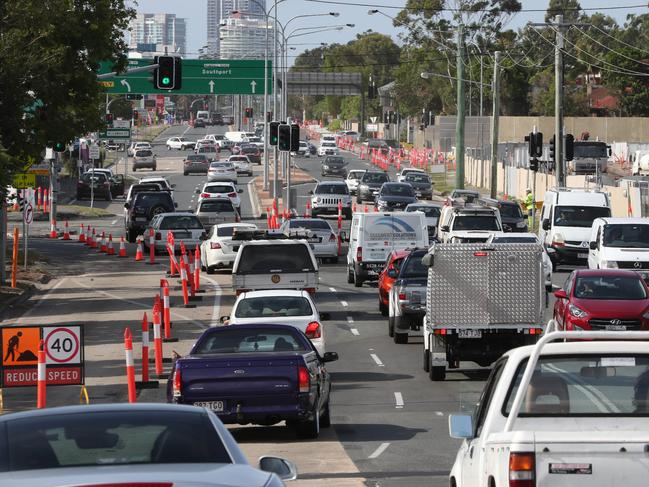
554, 14, 565, 187
455, 24, 465, 190
490, 51, 501, 199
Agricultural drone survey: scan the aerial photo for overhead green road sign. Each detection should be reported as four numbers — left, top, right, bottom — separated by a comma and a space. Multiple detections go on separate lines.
98, 59, 272, 95
98, 128, 131, 140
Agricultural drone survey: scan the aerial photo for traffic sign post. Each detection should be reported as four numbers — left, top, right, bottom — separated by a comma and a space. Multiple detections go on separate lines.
98, 59, 272, 95
98, 128, 131, 140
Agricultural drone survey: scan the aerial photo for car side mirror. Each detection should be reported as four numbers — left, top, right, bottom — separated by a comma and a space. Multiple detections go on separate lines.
421, 253, 434, 267
319, 312, 330, 321
308, 190, 313, 195
449, 414, 474, 439
174, 202, 178, 208
195, 189, 200, 194
200, 232, 208, 240
259, 456, 298, 481
554, 289, 568, 299
542, 219, 550, 231
440, 225, 450, 233
387, 268, 398, 278
589, 241, 597, 250
219, 316, 230, 323
322, 352, 339, 363
238, 189, 243, 194
124, 203, 130, 209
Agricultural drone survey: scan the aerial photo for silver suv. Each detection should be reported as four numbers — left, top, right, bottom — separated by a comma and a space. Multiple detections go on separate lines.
309, 181, 352, 220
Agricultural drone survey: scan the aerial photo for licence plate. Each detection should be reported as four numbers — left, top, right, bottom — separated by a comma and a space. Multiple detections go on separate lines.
578, 253, 588, 259
458, 329, 482, 339
606, 325, 626, 331
194, 401, 224, 412
174, 232, 191, 238
135, 217, 147, 222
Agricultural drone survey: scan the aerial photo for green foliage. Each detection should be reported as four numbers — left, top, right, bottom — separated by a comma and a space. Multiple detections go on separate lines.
328, 119, 342, 132
0, 0, 134, 189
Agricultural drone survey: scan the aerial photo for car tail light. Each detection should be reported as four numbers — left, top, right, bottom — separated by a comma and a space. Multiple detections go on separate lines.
172, 367, 182, 398
398, 292, 407, 300
329, 233, 336, 242
357, 246, 362, 262
305, 321, 322, 339
201, 193, 211, 198
235, 289, 250, 296
210, 242, 221, 249
228, 192, 237, 197
305, 287, 316, 295
298, 365, 310, 393
474, 251, 488, 257
155, 232, 162, 240
509, 452, 535, 487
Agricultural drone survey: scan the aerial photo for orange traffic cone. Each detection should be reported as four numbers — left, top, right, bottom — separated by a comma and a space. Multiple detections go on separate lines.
49, 219, 57, 239
107, 234, 115, 255
90, 228, 97, 248
79, 223, 86, 243
100, 231, 107, 253
62, 220, 70, 240
118, 236, 127, 257
135, 238, 144, 261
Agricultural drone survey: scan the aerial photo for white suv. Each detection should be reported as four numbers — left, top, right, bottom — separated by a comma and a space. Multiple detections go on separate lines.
310, 181, 352, 220
166, 137, 196, 151
318, 141, 338, 157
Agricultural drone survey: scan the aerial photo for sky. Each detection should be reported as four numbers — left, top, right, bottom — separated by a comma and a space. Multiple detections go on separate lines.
130, 0, 648, 64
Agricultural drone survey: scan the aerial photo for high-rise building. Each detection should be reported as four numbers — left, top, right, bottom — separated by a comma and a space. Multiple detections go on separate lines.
219, 16, 271, 60
207, 0, 267, 57
128, 13, 187, 57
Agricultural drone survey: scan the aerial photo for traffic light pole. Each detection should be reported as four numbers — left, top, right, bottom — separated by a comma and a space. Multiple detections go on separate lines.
490, 51, 500, 199
455, 24, 466, 190
554, 14, 565, 188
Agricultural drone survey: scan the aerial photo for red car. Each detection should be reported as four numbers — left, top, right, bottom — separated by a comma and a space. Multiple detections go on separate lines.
377, 250, 410, 316
553, 269, 649, 331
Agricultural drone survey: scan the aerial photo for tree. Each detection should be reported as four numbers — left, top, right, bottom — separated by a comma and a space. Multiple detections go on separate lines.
0, 0, 134, 189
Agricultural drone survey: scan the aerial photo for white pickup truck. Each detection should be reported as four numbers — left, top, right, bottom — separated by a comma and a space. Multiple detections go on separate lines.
448, 330, 649, 487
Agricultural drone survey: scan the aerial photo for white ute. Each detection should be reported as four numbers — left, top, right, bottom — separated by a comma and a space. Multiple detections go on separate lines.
448, 330, 649, 487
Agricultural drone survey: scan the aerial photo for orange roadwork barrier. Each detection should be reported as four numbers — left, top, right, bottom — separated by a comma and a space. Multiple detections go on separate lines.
147, 228, 156, 265
152, 301, 163, 376
141, 313, 150, 384
11, 228, 18, 288
123, 328, 136, 403
194, 246, 202, 293
37, 340, 46, 408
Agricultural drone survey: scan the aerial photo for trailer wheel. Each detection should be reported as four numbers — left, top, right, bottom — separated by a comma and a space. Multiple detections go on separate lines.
423, 348, 430, 372
429, 365, 446, 381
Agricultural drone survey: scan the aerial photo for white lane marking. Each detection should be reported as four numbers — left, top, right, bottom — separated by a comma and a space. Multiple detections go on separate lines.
370, 353, 384, 367
340, 300, 348, 307
346, 316, 354, 323
368, 442, 390, 459
329, 287, 337, 292
19, 278, 67, 319
111, 219, 117, 225
181, 125, 191, 136
202, 275, 222, 327
435, 411, 444, 416
351, 328, 360, 336
394, 392, 404, 409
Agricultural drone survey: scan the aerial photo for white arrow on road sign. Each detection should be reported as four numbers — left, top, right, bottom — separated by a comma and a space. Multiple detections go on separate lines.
209, 80, 215, 93
250, 80, 257, 94
120, 79, 131, 92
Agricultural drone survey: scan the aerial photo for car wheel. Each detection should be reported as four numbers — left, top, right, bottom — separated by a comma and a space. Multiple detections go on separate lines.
347, 267, 354, 284
353, 269, 363, 287
181, 145, 186, 150
295, 406, 320, 439
206, 266, 215, 275
423, 348, 430, 372
388, 316, 395, 337
127, 229, 137, 243
394, 332, 408, 344
105, 192, 112, 202
167, 145, 171, 151
356, 196, 363, 204
149, 205, 166, 219
344, 209, 352, 220
329, 256, 338, 264
183, 172, 188, 176
152, 166, 157, 171
132, 167, 136, 172
430, 365, 446, 381
320, 400, 331, 428
379, 299, 388, 316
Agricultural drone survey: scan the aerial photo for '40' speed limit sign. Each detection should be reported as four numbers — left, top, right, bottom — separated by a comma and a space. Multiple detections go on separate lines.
43, 326, 82, 364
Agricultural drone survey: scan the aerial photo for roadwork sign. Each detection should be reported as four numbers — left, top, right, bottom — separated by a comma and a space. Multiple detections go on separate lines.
12, 173, 36, 189
0, 325, 84, 388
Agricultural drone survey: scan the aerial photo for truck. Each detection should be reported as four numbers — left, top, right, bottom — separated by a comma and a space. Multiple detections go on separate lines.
169, 323, 339, 439
567, 140, 609, 174
448, 330, 649, 487
421, 243, 545, 381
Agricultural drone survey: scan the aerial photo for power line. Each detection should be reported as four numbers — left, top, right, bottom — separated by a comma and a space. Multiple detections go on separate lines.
569, 25, 649, 68
588, 23, 649, 58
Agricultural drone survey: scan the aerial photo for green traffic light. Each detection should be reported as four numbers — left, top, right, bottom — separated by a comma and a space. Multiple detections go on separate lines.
162, 77, 171, 85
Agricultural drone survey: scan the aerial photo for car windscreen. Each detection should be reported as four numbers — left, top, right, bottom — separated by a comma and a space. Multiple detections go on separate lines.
289, 220, 331, 231
204, 185, 233, 194
362, 173, 388, 184
216, 225, 255, 237
503, 355, 649, 416
315, 184, 348, 195
553, 206, 611, 227
574, 143, 608, 158
407, 206, 440, 218
453, 216, 500, 231
603, 224, 649, 248
348, 171, 365, 180
574, 276, 647, 300
234, 296, 313, 318
499, 204, 524, 219
381, 184, 415, 197
399, 252, 428, 278
3, 410, 231, 470
237, 244, 315, 273
194, 327, 308, 354
321, 142, 336, 147
324, 157, 344, 165
159, 215, 203, 230
405, 174, 430, 184
199, 200, 235, 213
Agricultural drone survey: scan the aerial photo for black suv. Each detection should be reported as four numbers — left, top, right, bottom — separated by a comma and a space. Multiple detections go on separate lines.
357, 171, 390, 203
124, 191, 176, 242
321, 156, 347, 177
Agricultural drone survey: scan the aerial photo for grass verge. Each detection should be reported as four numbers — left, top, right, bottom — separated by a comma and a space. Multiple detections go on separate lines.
58, 205, 115, 218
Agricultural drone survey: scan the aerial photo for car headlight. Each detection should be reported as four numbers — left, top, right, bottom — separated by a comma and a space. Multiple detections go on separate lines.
568, 304, 588, 319
600, 260, 618, 269
516, 221, 527, 228
323, 165, 329, 169
552, 233, 565, 246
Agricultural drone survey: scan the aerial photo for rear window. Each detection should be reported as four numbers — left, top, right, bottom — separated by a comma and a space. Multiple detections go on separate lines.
159, 215, 203, 230
217, 225, 255, 237
315, 184, 348, 195
194, 327, 307, 354
204, 185, 233, 194
199, 147, 217, 153
289, 220, 331, 231
199, 200, 235, 212
362, 172, 388, 184
3, 410, 231, 470
237, 244, 315, 273
498, 203, 524, 219
399, 252, 428, 278
188, 155, 207, 162
80, 173, 107, 183
453, 215, 500, 231
135, 150, 153, 157
133, 193, 171, 205
241, 147, 258, 154
234, 296, 313, 318
407, 206, 440, 218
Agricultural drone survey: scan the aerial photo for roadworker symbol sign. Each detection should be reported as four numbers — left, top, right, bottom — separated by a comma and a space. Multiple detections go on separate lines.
43, 326, 81, 364
2, 327, 40, 366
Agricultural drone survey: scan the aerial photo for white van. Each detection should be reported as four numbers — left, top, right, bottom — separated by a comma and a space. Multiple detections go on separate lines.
588, 217, 649, 270
346, 211, 428, 287
539, 188, 611, 267
224, 131, 249, 143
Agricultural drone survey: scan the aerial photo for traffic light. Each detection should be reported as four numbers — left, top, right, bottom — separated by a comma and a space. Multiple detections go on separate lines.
530, 159, 539, 172
53, 142, 66, 152
525, 132, 543, 158
278, 124, 291, 151
565, 133, 575, 161
549, 135, 555, 162
244, 107, 253, 118
154, 56, 182, 90
290, 124, 300, 152
105, 113, 114, 124
269, 121, 279, 146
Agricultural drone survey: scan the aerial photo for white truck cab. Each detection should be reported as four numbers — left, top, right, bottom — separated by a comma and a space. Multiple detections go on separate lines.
448, 330, 649, 487
588, 217, 649, 270
539, 188, 611, 268
437, 203, 503, 243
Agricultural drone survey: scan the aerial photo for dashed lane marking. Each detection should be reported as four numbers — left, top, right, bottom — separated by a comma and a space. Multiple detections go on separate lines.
394, 392, 404, 409
370, 353, 384, 367
346, 316, 354, 323
340, 300, 348, 307
351, 328, 359, 336
368, 442, 390, 459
